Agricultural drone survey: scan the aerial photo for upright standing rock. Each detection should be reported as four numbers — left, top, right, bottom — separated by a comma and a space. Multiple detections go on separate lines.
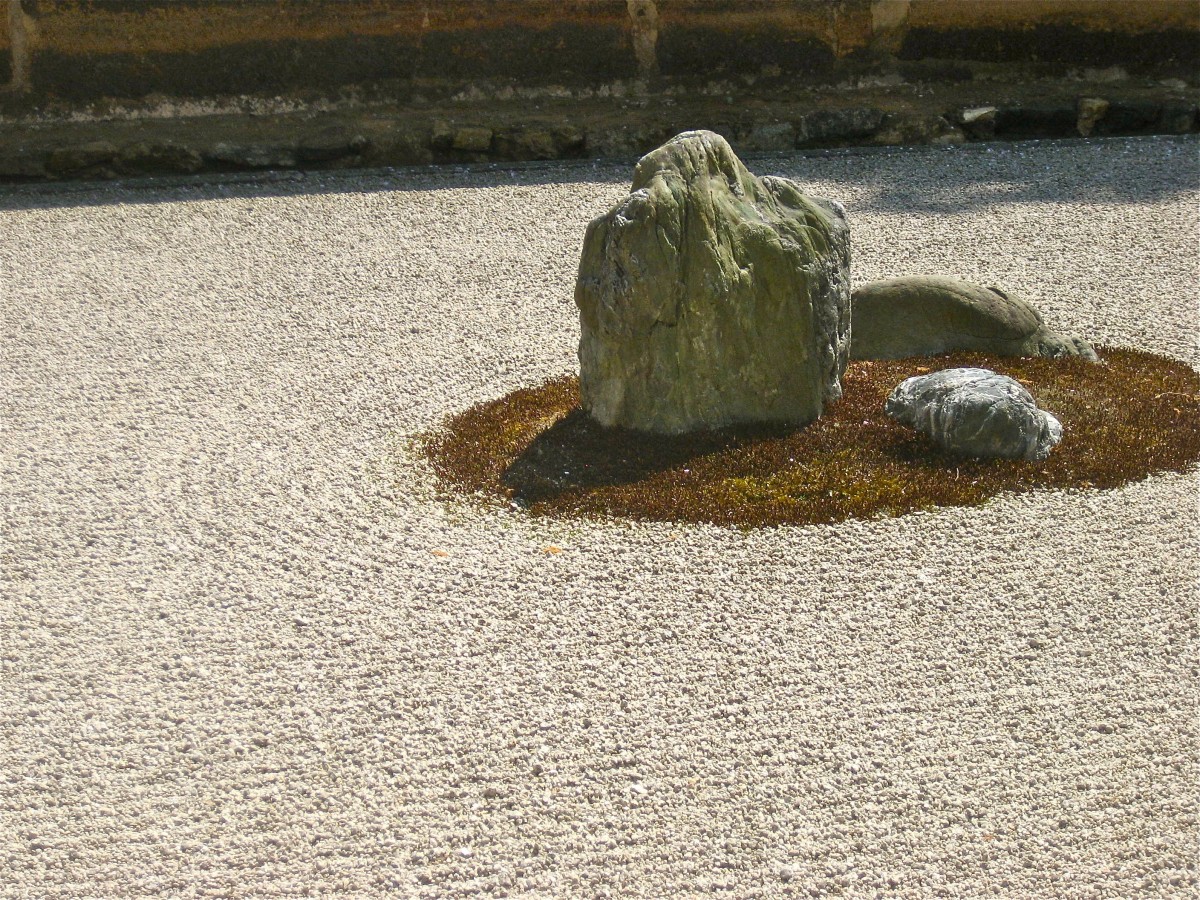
575, 130, 851, 433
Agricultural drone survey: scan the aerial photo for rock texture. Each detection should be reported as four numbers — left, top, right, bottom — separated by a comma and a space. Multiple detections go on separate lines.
851, 275, 1098, 362
886, 367, 1063, 461
575, 130, 851, 433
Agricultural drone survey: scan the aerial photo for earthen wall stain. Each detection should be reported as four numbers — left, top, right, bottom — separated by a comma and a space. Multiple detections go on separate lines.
907, 0, 1200, 33
17, 0, 1200, 63
654, 0, 875, 56
898, 23, 1198, 73
24, 0, 631, 56
6, 0, 1199, 101
18, 0, 879, 62
19, 0, 641, 98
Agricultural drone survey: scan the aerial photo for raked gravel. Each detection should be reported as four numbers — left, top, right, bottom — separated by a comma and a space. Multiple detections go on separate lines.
1, 136, 1197, 899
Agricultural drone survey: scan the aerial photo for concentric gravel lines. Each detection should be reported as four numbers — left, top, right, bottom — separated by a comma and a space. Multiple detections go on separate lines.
1, 136, 1197, 898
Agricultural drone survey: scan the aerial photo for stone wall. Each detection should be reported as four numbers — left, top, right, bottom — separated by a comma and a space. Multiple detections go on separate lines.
1, 0, 1196, 107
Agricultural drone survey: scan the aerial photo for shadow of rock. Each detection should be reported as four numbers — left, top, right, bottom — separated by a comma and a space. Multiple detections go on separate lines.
500, 406, 798, 505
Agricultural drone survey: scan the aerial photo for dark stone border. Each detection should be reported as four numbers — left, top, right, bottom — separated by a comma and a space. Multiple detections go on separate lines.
2, 92, 1196, 184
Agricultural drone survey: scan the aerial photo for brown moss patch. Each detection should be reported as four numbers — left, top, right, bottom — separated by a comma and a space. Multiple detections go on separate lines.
420, 348, 1200, 528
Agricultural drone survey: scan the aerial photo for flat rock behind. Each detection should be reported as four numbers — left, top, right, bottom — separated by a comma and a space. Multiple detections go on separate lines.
851, 275, 1098, 361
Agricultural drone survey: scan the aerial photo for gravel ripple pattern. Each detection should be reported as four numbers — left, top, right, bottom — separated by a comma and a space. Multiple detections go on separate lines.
1, 137, 1197, 898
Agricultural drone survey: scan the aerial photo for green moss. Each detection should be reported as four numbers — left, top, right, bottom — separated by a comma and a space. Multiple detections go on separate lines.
419, 348, 1200, 528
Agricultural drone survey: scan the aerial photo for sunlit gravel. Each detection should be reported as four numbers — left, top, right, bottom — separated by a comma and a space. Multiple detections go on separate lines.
1, 136, 1197, 898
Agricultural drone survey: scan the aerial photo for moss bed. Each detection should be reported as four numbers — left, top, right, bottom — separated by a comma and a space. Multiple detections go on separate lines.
421, 348, 1200, 528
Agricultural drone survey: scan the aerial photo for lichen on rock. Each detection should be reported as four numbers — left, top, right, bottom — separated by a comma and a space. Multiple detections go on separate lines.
575, 130, 851, 433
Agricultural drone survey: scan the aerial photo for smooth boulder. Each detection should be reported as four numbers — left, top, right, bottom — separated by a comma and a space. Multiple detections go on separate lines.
575, 130, 851, 433
851, 275, 1098, 362
886, 367, 1063, 461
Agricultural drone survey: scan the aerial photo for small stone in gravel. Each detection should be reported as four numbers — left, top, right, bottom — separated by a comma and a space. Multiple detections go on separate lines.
957, 106, 998, 139
1077, 97, 1111, 136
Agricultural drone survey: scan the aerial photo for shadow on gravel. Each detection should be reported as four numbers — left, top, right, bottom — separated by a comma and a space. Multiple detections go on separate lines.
1, 135, 1195, 214
759, 135, 1200, 214
0, 160, 630, 213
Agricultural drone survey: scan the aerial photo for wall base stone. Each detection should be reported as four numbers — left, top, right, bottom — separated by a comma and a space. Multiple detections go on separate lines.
1, 77, 1196, 183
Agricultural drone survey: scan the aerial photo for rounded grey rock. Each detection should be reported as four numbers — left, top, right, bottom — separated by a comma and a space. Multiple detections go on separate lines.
886, 367, 1064, 461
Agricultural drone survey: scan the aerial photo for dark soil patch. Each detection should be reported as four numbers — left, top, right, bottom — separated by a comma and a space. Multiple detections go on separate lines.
420, 348, 1200, 528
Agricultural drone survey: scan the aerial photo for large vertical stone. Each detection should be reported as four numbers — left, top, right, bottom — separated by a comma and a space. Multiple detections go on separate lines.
575, 130, 850, 434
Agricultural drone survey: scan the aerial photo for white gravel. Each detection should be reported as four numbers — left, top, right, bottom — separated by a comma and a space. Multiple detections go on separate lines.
1, 136, 1197, 898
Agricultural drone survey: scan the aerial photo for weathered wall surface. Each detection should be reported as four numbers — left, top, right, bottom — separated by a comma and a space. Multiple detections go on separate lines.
2, 0, 1196, 105
901, 0, 1199, 72
5, 0, 638, 102
1, 1, 15, 87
